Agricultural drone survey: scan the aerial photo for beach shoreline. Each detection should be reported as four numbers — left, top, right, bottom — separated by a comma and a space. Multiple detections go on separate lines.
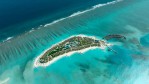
33, 35, 111, 68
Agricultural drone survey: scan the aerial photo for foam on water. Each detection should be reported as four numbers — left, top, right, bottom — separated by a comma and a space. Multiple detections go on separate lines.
0, 0, 122, 44
0, 0, 123, 66
43, 0, 122, 27
0, 0, 149, 84
2, 37, 14, 43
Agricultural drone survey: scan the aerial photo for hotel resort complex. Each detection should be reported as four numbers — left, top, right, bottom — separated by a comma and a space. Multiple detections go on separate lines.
38, 35, 107, 64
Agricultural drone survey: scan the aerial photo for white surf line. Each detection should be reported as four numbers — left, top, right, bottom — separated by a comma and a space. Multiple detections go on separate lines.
2, 37, 14, 43
33, 34, 112, 68
43, 0, 123, 27
0, 78, 10, 84
0, 0, 122, 44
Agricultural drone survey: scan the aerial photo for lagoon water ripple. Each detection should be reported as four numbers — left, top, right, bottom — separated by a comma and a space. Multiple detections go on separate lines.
0, 0, 149, 84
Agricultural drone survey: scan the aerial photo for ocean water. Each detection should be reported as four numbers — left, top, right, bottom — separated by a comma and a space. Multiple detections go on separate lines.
0, 0, 149, 84
0, 0, 113, 42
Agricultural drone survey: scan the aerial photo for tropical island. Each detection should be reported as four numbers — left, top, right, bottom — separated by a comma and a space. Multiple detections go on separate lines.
34, 35, 111, 67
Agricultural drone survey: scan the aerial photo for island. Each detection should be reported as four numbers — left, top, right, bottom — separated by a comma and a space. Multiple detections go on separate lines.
34, 35, 110, 67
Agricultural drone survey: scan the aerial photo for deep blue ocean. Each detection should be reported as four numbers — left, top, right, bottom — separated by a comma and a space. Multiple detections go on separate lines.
0, 0, 113, 42
0, 0, 149, 84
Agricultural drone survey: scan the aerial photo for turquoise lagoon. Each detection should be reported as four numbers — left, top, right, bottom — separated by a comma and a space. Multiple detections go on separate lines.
0, 0, 149, 84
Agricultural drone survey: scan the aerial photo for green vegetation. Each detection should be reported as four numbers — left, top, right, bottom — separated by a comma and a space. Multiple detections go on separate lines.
39, 36, 105, 63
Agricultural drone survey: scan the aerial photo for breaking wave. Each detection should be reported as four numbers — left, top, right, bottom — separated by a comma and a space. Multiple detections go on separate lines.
0, 0, 122, 44
43, 0, 123, 27
2, 37, 14, 43
0, 0, 123, 74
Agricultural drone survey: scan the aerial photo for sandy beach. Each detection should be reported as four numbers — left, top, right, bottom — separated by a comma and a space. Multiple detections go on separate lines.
33, 35, 111, 68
